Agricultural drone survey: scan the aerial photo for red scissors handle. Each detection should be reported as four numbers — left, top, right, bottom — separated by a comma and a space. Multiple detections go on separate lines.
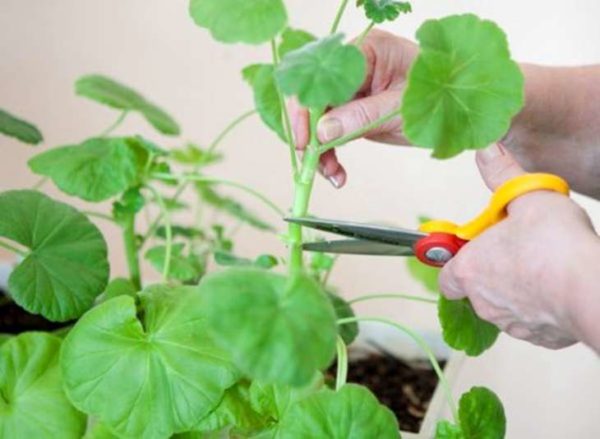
414, 233, 468, 267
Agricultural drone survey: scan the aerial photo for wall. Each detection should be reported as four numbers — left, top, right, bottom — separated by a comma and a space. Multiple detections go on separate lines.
1, 1, 599, 437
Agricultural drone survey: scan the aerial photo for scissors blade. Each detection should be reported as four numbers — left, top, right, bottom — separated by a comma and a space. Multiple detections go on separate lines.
303, 239, 415, 256
285, 217, 425, 247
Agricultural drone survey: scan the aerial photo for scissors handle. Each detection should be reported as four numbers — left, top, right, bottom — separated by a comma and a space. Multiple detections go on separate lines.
415, 173, 570, 267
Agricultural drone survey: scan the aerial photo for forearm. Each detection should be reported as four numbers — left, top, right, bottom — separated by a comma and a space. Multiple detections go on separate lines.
504, 64, 600, 198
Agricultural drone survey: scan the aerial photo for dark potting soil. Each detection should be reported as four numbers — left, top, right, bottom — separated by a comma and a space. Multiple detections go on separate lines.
0, 289, 73, 334
327, 354, 445, 433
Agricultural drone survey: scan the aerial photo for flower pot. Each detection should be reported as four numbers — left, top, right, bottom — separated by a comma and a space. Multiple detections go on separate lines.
348, 322, 465, 438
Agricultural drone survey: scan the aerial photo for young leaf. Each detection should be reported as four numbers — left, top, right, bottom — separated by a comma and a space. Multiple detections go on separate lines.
360, 0, 412, 23
328, 292, 359, 345
189, 0, 288, 45
438, 296, 500, 356
435, 386, 506, 439
75, 74, 180, 135
0, 108, 43, 145
171, 143, 222, 166
28, 137, 148, 202
243, 64, 286, 141
197, 183, 274, 231
407, 256, 440, 294
402, 14, 524, 158
0, 191, 109, 321
100, 278, 138, 302
214, 251, 278, 270
278, 28, 317, 59
199, 268, 338, 386
61, 286, 239, 439
0, 333, 86, 438
145, 243, 205, 282
275, 34, 367, 109
156, 225, 206, 240
278, 384, 400, 438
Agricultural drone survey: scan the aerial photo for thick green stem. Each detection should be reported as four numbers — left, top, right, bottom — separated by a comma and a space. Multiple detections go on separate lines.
349, 293, 438, 305
0, 239, 27, 258
101, 111, 128, 137
335, 336, 348, 391
330, 0, 351, 34
338, 316, 459, 423
122, 213, 142, 290
207, 110, 256, 154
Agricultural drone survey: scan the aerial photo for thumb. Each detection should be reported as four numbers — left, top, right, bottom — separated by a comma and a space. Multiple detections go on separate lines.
475, 143, 526, 191
317, 90, 401, 144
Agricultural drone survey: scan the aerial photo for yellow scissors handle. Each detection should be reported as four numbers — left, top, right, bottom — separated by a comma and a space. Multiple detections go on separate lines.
420, 173, 570, 240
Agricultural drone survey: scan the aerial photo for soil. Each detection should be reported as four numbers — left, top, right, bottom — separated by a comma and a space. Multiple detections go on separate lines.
0, 289, 73, 334
327, 351, 445, 433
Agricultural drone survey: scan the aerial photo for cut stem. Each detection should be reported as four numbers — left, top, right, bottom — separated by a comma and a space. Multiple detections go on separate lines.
330, 0, 351, 34
337, 316, 459, 423
355, 21, 375, 47
122, 212, 142, 290
319, 108, 402, 154
335, 335, 348, 391
207, 109, 256, 154
349, 293, 438, 305
101, 111, 128, 137
0, 239, 27, 258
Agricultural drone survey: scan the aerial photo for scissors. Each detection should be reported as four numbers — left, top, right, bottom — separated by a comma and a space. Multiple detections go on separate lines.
286, 173, 570, 268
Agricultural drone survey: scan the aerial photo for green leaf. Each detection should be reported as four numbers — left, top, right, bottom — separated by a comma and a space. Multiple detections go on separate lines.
401, 14, 524, 158
84, 421, 122, 439
275, 34, 367, 109
0, 334, 11, 346
100, 278, 138, 302
328, 292, 359, 345
0, 108, 43, 145
156, 225, 206, 240
438, 296, 500, 356
243, 64, 286, 141
361, 0, 412, 23
61, 286, 239, 439
171, 143, 222, 166
278, 384, 399, 438
145, 243, 205, 282
197, 183, 274, 231
278, 28, 316, 59
407, 257, 440, 294
214, 251, 278, 270
29, 137, 148, 202
189, 0, 288, 45
199, 268, 338, 386
0, 190, 109, 321
254, 254, 279, 269
435, 387, 505, 439
0, 333, 86, 438
76, 74, 180, 135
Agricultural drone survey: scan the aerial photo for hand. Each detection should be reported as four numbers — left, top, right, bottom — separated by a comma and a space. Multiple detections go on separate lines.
289, 29, 418, 188
439, 143, 600, 349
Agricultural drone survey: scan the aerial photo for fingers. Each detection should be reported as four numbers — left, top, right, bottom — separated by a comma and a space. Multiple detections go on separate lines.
475, 143, 526, 191
317, 90, 402, 144
319, 150, 347, 189
438, 257, 469, 301
288, 98, 310, 150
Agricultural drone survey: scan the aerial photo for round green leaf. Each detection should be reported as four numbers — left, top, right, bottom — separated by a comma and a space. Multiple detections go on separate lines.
435, 420, 463, 438
275, 34, 367, 109
0, 190, 109, 321
459, 387, 506, 439
61, 286, 239, 439
0, 108, 43, 145
401, 14, 524, 158
278, 384, 399, 438
328, 292, 359, 345
278, 28, 316, 59
189, 0, 287, 45
438, 296, 500, 356
76, 75, 180, 136
145, 243, 205, 282
0, 333, 85, 438
28, 137, 147, 202
360, 0, 412, 24
199, 268, 338, 386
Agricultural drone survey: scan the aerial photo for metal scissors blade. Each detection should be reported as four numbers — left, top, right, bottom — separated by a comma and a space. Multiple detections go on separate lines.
285, 217, 426, 247
303, 239, 415, 256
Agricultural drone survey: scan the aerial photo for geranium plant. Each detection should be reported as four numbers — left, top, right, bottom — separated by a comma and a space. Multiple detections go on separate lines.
0, 0, 525, 438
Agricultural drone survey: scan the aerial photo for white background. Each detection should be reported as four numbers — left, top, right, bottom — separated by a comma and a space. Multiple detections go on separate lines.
1, 1, 599, 437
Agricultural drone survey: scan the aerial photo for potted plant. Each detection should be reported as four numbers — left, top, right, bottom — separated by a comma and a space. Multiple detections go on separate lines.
0, 0, 524, 437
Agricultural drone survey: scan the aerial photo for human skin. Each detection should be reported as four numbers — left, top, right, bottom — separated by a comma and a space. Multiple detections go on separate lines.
290, 29, 600, 352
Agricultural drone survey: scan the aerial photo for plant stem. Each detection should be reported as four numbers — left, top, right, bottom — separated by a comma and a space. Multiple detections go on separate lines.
330, 0, 351, 34
101, 111, 128, 137
271, 39, 299, 178
122, 212, 142, 290
349, 293, 438, 305
338, 316, 459, 423
152, 173, 285, 218
335, 335, 348, 391
288, 109, 324, 273
355, 21, 375, 46
319, 108, 402, 154
146, 186, 172, 282
207, 110, 256, 154
32, 177, 48, 190
83, 211, 117, 223
0, 239, 27, 258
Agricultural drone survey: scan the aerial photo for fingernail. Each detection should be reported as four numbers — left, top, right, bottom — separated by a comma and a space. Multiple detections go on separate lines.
318, 118, 343, 142
328, 175, 341, 189
478, 143, 505, 165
